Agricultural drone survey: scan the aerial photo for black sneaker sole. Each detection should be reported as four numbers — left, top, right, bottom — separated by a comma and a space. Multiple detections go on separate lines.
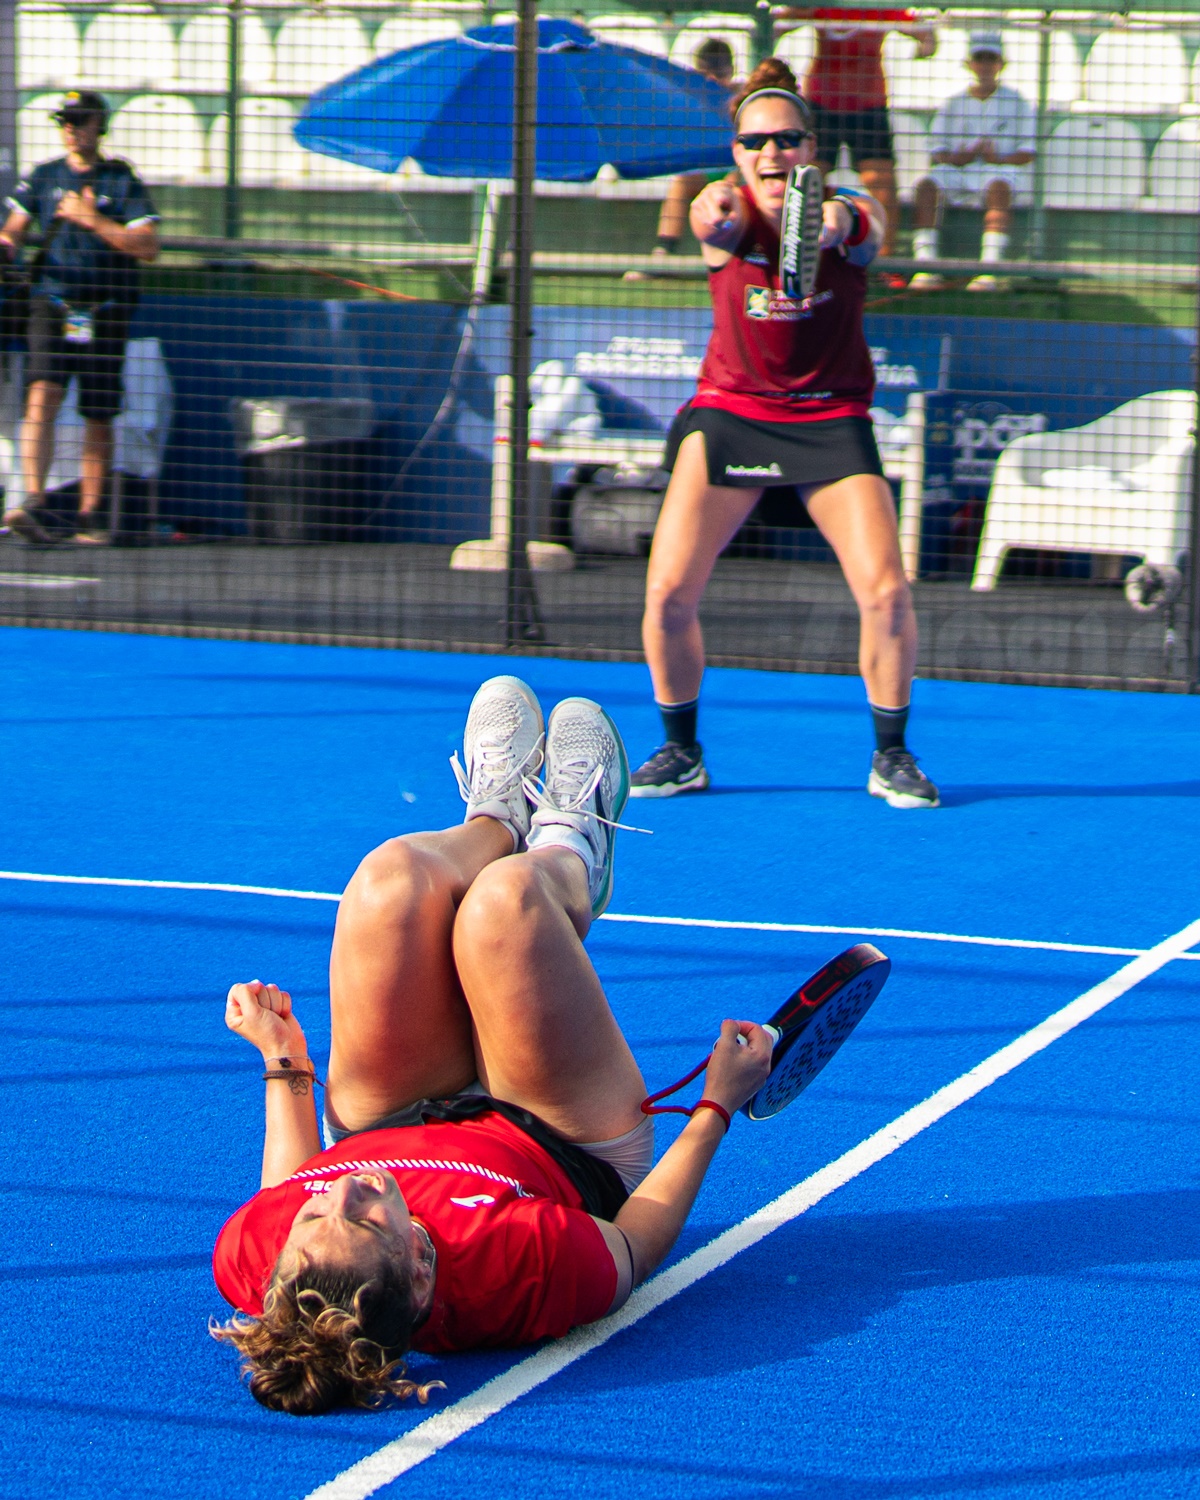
867, 770, 939, 809
628, 764, 710, 799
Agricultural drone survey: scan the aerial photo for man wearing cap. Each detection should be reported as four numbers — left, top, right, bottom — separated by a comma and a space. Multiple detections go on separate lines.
909, 33, 1035, 293
0, 90, 159, 544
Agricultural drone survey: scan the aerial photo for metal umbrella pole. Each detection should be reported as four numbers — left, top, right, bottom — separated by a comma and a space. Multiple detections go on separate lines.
505, 0, 545, 646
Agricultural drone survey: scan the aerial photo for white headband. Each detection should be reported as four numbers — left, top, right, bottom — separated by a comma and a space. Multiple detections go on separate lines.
734, 87, 812, 126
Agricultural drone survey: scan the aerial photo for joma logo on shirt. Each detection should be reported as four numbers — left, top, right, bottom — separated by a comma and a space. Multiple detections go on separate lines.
745, 286, 833, 322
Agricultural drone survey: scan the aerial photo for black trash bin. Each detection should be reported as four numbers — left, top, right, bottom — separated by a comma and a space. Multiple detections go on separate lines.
230, 398, 376, 542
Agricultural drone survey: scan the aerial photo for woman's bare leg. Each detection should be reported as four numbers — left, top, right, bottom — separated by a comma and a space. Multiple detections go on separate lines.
642, 431, 762, 704
804, 472, 918, 706
325, 818, 513, 1133
452, 847, 647, 1143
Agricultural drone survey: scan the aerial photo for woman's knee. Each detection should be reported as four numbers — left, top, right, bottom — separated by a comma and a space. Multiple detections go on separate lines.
342, 837, 457, 929
643, 574, 700, 636
456, 856, 550, 947
856, 570, 913, 632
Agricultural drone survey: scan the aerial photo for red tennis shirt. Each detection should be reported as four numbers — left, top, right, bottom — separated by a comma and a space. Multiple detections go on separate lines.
212, 1113, 618, 1353
694, 189, 875, 424
806, 9, 915, 112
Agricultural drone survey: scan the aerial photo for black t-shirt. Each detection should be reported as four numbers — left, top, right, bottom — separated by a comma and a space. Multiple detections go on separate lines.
8, 155, 158, 308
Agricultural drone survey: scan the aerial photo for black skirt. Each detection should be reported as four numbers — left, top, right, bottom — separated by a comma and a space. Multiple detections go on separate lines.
665, 402, 884, 491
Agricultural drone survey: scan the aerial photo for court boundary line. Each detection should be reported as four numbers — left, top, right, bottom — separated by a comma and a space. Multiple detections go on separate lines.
1, 868, 1197, 963
305, 914, 1200, 1499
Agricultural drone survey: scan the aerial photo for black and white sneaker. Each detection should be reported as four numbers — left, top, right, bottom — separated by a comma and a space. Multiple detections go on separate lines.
629, 741, 709, 798
867, 748, 940, 809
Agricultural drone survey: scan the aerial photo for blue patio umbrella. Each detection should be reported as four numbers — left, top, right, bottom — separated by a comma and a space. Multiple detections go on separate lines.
294, 17, 735, 182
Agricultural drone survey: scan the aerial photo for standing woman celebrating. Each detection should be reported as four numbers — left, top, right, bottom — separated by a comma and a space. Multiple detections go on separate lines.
630, 58, 939, 810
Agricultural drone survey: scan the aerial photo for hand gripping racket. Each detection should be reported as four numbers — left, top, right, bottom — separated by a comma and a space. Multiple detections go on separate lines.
641, 943, 890, 1126
779, 163, 825, 301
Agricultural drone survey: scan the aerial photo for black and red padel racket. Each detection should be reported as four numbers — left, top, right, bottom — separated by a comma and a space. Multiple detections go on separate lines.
779, 163, 824, 301
642, 943, 890, 1126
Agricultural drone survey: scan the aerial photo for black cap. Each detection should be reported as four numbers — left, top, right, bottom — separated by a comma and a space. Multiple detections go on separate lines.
51, 90, 109, 126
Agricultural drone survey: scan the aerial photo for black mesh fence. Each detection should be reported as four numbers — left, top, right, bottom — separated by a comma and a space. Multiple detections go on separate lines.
0, 0, 1196, 690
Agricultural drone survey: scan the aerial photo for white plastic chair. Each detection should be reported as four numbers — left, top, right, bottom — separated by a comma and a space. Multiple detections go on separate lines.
1078, 30, 1187, 115
883, 26, 969, 112
178, 10, 274, 93
273, 15, 371, 95
108, 96, 206, 184
18, 7, 81, 90
669, 17, 753, 81
81, 7, 178, 91
1044, 116, 1145, 209
1149, 119, 1200, 213
972, 391, 1195, 591
206, 100, 306, 187
586, 17, 668, 58
17, 93, 65, 173
890, 110, 930, 204
998, 27, 1081, 109
774, 25, 815, 82
373, 16, 463, 58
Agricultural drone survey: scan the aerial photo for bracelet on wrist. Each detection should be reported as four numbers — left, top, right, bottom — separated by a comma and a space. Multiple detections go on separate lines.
262, 1056, 324, 1087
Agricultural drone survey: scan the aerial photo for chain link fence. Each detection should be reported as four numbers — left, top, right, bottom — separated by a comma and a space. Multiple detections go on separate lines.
0, 0, 1196, 690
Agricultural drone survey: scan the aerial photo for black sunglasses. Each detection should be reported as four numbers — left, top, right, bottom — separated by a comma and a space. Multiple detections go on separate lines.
54, 111, 101, 126
735, 129, 812, 151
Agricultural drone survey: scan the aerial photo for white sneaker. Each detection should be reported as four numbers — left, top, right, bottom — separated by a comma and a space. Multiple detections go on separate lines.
908, 270, 944, 290
966, 272, 1006, 294
451, 676, 544, 851
527, 697, 632, 917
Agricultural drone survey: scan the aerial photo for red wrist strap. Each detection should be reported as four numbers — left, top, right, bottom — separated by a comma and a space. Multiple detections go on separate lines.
693, 1099, 731, 1133
836, 195, 871, 247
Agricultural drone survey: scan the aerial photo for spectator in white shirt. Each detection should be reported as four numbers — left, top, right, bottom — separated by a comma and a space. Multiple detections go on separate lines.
909, 32, 1035, 293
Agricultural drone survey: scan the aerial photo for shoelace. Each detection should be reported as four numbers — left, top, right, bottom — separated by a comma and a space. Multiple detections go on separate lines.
524, 759, 652, 835
449, 736, 543, 806
640, 743, 699, 774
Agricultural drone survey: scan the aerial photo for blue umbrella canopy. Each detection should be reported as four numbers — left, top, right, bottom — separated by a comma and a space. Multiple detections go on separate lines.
295, 17, 735, 182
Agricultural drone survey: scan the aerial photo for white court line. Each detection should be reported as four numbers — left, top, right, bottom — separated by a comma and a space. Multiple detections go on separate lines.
306, 913, 1200, 1500
1, 867, 1198, 962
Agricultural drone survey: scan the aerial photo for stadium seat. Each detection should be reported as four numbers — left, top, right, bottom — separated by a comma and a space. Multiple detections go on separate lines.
1077, 29, 1187, 114
1149, 119, 1200, 213
207, 99, 307, 187
669, 17, 753, 81
17, 93, 64, 173
890, 110, 930, 204
374, 17, 463, 58
273, 15, 371, 95
586, 17, 668, 58
999, 27, 1081, 109
1044, 116, 1145, 208
882, 26, 969, 112
972, 391, 1195, 591
81, 8, 178, 91
178, 10, 274, 93
108, 95, 206, 185
774, 25, 815, 82
18, 7, 81, 90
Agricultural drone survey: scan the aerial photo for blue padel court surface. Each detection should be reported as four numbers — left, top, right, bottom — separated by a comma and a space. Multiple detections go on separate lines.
3, 625, 1199, 1500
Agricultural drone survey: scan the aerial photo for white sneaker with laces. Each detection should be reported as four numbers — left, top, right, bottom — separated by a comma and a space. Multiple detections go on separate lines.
450, 676, 545, 851
526, 696, 633, 917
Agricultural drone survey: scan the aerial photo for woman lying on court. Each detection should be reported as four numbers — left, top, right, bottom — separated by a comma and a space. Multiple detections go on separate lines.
211, 676, 778, 1415
631, 57, 939, 809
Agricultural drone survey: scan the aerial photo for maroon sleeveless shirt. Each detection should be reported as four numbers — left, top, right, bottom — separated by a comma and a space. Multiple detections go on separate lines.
694, 188, 875, 424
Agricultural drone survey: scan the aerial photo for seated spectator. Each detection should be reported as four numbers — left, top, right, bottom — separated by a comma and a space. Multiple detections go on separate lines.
909, 32, 1035, 293
628, 38, 735, 276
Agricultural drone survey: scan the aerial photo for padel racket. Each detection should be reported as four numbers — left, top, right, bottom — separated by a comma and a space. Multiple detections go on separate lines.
779, 163, 824, 301
742, 943, 889, 1120
641, 943, 890, 1126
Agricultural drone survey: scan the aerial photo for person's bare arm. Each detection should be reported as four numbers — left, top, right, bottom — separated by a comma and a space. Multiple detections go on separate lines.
0, 206, 31, 260
822, 190, 885, 267
690, 182, 748, 270
226, 980, 323, 1188
977, 139, 1034, 167
56, 187, 159, 262
901, 24, 937, 58
593, 1019, 773, 1310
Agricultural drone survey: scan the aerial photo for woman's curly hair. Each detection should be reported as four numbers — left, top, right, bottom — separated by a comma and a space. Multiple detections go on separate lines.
210, 1255, 445, 1416
730, 57, 814, 130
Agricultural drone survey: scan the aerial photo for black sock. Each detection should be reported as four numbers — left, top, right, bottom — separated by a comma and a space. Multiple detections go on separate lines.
870, 702, 909, 754
658, 698, 699, 749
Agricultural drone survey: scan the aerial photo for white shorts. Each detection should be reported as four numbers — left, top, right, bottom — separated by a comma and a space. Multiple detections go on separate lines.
927, 162, 1032, 207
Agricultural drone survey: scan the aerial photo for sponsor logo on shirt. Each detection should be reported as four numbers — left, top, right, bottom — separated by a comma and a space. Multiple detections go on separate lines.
450, 1194, 496, 1208
726, 461, 784, 477
744, 286, 833, 322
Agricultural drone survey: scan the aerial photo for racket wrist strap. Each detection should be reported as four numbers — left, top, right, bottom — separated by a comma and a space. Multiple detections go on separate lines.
692, 1099, 731, 1133
833, 195, 870, 247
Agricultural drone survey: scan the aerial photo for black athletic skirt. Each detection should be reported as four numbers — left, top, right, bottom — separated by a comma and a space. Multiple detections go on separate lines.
328, 1092, 629, 1221
665, 402, 884, 492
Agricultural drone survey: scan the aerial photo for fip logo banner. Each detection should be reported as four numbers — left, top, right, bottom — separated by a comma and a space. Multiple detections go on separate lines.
923, 393, 1050, 503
